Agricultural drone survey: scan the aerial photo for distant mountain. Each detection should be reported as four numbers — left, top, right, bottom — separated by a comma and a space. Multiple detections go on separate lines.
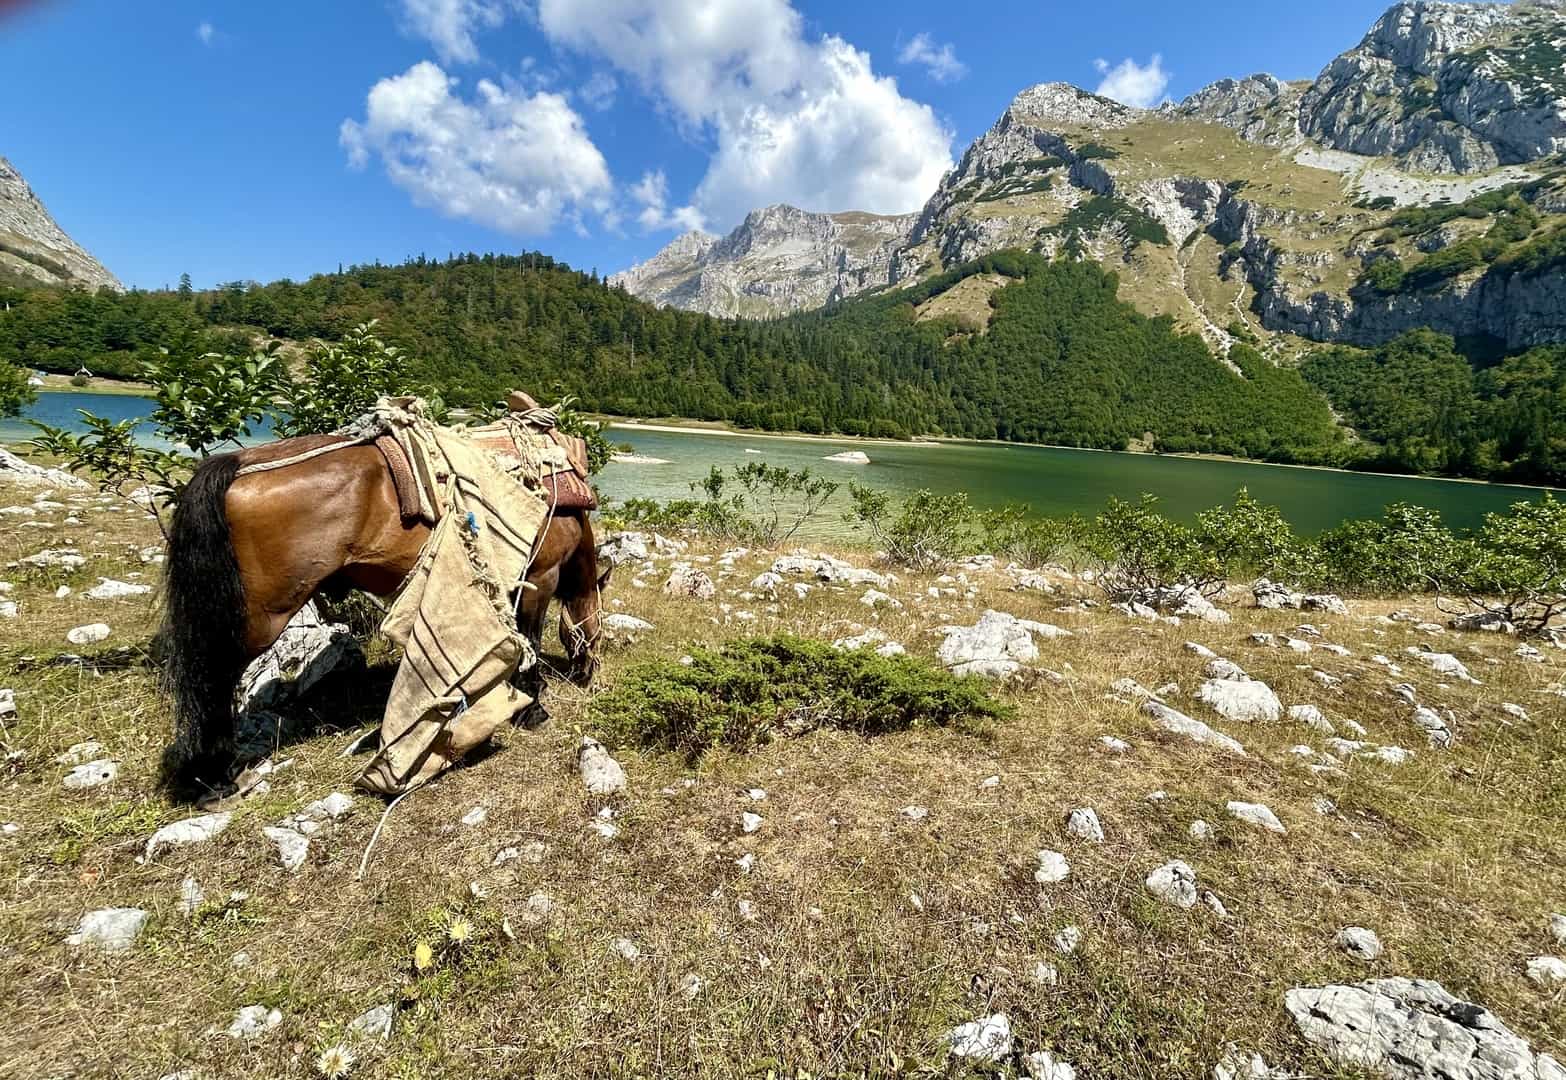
0, 157, 119, 292
616, 0, 1566, 352
609, 205, 915, 318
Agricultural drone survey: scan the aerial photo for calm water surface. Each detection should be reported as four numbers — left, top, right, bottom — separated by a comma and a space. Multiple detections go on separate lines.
6, 393, 1556, 536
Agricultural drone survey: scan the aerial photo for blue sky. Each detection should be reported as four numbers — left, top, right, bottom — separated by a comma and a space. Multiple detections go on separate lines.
1, 0, 1424, 290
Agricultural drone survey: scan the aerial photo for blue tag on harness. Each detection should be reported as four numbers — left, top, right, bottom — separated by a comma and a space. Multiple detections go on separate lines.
466, 511, 480, 536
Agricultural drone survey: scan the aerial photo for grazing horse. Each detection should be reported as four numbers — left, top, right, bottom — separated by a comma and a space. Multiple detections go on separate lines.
157, 436, 609, 797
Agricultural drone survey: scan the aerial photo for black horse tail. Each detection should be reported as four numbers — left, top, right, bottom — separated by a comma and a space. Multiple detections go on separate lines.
158, 452, 247, 795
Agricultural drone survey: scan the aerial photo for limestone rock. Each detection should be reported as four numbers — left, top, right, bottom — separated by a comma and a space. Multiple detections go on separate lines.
0, 446, 91, 489
578, 737, 627, 796
1286, 977, 1564, 1079
65, 623, 111, 646
1024, 1050, 1078, 1080
1034, 849, 1071, 884
1526, 956, 1566, 986
226, 1005, 283, 1040
1065, 807, 1104, 844
946, 1012, 1012, 1063
1337, 926, 1385, 961
663, 564, 717, 600
144, 812, 233, 860
601, 613, 653, 635
1197, 677, 1282, 724
1226, 801, 1286, 834
1146, 860, 1198, 909
937, 610, 1049, 669
66, 907, 148, 951
235, 601, 359, 719
63, 759, 119, 790
84, 578, 152, 600
1143, 699, 1247, 756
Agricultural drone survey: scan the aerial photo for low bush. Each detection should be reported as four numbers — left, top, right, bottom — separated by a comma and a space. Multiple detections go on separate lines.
1312, 503, 1464, 593
589, 636, 1011, 754
978, 504, 1084, 568
1084, 494, 1223, 602
1456, 494, 1565, 636
1195, 489, 1317, 584
611, 463, 838, 547
847, 485, 977, 570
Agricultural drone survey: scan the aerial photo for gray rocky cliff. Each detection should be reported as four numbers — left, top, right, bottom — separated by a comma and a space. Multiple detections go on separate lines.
0, 156, 120, 291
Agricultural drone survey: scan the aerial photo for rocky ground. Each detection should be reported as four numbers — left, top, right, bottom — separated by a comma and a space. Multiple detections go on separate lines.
2, 472, 1564, 1078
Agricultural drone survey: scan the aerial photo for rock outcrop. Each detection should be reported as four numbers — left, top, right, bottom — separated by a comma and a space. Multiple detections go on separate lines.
0, 156, 120, 290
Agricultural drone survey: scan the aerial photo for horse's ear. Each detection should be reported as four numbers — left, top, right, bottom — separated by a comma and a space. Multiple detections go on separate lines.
596, 560, 614, 590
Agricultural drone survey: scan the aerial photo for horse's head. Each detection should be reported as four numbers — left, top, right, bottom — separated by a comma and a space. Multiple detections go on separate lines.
560, 559, 612, 685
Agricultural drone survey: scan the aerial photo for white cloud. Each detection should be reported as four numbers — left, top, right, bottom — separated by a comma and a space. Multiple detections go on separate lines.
898, 32, 966, 83
534, 0, 953, 229
578, 70, 618, 111
398, 0, 506, 65
1093, 54, 1171, 109
630, 170, 706, 233
340, 61, 612, 234
196, 21, 216, 46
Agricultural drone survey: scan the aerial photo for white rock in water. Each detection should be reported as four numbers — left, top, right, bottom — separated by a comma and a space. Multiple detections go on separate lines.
144, 812, 233, 860
662, 563, 716, 600
1286, 978, 1562, 1079
1527, 956, 1566, 986
578, 737, 627, 795
63, 759, 119, 790
1023, 1050, 1077, 1079
226, 1004, 283, 1040
1065, 808, 1104, 844
823, 451, 870, 464
1142, 699, 1247, 756
1336, 926, 1384, 961
1196, 677, 1282, 724
1034, 849, 1071, 884
66, 907, 148, 951
65, 623, 111, 646
601, 613, 653, 634
1145, 860, 1197, 909
84, 578, 152, 600
946, 1013, 1012, 1063
1226, 801, 1285, 834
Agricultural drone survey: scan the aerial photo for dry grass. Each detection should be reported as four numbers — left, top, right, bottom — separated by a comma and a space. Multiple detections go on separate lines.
2, 475, 1564, 1078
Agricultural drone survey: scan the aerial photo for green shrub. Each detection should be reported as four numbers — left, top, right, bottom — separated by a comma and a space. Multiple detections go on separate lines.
1457, 494, 1566, 635
1195, 489, 1316, 583
979, 504, 1084, 568
1085, 494, 1223, 602
1313, 503, 1462, 593
847, 486, 977, 570
612, 463, 838, 547
589, 635, 1011, 754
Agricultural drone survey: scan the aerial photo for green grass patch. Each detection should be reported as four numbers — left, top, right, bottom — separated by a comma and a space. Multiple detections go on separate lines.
589, 635, 1011, 754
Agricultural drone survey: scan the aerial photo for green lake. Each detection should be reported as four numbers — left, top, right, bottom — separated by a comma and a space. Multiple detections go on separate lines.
5, 393, 1557, 536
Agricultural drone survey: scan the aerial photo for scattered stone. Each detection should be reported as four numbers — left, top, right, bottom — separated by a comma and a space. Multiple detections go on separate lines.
1337, 926, 1384, 961
1189, 820, 1212, 840
1288, 704, 1334, 734
1286, 978, 1563, 1080
1031, 960, 1059, 985
1226, 801, 1285, 834
1253, 579, 1303, 610
1111, 677, 1156, 698
1526, 956, 1566, 986
601, 613, 653, 634
1212, 1047, 1288, 1080
144, 812, 233, 860
1197, 677, 1282, 723
1023, 1050, 1078, 1080
860, 588, 900, 609
262, 826, 311, 871
0, 688, 15, 719
1411, 705, 1454, 748
66, 907, 148, 951
235, 602, 359, 718
1099, 735, 1132, 753
226, 1005, 283, 1040
1404, 647, 1479, 684
1202, 890, 1230, 919
1185, 642, 1219, 659
1065, 808, 1104, 844
176, 876, 205, 917
1146, 861, 1198, 909
899, 805, 930, 822
63, 759, 119, 790
0, 446, 89, 489
65, 623, 111, 646
461, 806, 488, 827
741, 811, 763, 834
610, 937, 641, 963
1143, 699, 1247, 756
1550, 913, 1566, 946
578, 737, 627, 795
346, 1003, 395, 1044
1053, 926, 1082, 955
0, 600, 15, 619
54, 740, 104, 765
946, 1013, 1011, 1063
663, 564, 717, 600
1203, 658, 1249, 681
937, 610, 1047, 671
1034, 849, 1071, 884
84, 577, 152, 600
1304, 593, 1350, 616
1312, 796, 1338, 816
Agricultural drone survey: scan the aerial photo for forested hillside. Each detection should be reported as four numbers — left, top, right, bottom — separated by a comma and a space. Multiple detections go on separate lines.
1, 249, 1562, 483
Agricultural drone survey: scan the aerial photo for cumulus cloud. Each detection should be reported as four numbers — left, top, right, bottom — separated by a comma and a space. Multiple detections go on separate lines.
630, 170, 706, 233
196, 21, 216, 46
534, 0, 953, 229
1093, 54, 1171, 109
340, 61, 612, 234
898, 32, 966, 83
398, 0, 506, 64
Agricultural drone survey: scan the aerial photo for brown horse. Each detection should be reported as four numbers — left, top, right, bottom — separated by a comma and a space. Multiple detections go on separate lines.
157, 436, 609, 798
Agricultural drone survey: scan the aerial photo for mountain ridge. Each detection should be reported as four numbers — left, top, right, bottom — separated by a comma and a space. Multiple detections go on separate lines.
0, 156, 119, 292
615, 0, 1566, 353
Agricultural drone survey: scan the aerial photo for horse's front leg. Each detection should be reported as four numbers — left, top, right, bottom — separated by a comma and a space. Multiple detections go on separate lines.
510, 568, 557, 727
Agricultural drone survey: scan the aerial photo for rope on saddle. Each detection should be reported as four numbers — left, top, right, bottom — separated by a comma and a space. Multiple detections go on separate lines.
233, 436, 373, 478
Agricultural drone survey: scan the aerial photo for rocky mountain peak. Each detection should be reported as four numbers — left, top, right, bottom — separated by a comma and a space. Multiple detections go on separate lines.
1006, 82, 1139, 128
0, 156, 120, 291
